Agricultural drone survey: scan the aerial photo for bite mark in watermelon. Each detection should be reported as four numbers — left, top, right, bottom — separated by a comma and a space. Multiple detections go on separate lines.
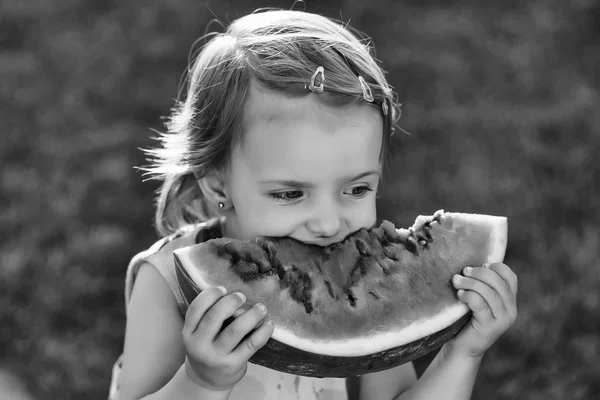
173, 210, 507, 377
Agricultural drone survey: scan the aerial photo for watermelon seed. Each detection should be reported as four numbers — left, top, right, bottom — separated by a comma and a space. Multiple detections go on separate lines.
323, 241, 343, 254
237, 243, 272, 274
215, 244, 234, 262
280, 265, 315, 314
404, 236, 419, 254
344, 287, 357, 307
324, 280, 335, 298
374, 256, 392, 275
259, 240, 286, 280
224, 242, 241, 263
372, 227, 390, 247
310, 258, 324, 275
380, 220, 403, 243
382, 246, 400, 261
421, 224, 433, 242
355, 239, 371, 257
347, 256, 372, 289
234, 261, 264, 281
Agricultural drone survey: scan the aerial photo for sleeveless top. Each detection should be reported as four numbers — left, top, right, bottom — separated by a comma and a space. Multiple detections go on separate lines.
109, 218, 348, 400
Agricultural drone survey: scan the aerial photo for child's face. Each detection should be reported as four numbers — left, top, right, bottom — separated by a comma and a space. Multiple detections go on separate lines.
222, 84, 383, 246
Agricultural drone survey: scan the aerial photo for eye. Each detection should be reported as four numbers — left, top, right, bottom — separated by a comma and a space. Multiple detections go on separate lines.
345, 186, 373, 198
270, 190, 304, 203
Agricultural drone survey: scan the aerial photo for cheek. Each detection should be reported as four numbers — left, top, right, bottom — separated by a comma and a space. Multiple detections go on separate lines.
228, 186, 294, 237
349, 200, 377, 230
236, 205, 298, 239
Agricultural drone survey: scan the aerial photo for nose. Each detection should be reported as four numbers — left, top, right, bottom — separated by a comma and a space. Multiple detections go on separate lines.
306, 198, 342, 238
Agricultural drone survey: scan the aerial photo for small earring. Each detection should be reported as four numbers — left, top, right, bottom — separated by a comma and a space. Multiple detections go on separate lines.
218, 202, 225, 209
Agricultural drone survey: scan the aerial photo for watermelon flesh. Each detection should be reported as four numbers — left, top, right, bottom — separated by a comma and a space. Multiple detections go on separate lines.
173, 210, 507, 377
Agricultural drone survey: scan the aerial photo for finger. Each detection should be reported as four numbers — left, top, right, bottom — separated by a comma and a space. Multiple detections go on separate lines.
214, 303, 268, 353
228, 318, 274, 364
196, 292, 247, 339
462, 266, 516, 311
456, 289, 494, 323
487, 263, 518, 299
232, 304, 253, 318
183, 286, 228, 336
453, 274, 506, 319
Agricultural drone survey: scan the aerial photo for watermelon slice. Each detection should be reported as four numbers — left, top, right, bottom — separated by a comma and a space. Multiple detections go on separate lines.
173, 210, 507, 377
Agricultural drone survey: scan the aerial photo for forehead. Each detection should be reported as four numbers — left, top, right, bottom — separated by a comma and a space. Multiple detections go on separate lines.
236, 84, 383, 179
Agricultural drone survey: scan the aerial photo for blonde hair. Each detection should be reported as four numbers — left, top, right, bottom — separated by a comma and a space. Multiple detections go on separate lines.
142, 9, 402, 237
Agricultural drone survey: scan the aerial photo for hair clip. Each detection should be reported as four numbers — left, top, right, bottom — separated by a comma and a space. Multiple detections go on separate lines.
308, 66, 325, 94
358, 76, 374, 102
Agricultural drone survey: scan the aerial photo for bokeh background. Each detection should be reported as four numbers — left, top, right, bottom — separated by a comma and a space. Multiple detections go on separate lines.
1, 0, 599, 399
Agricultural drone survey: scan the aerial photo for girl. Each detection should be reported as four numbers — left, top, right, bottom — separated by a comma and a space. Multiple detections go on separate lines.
110, 9, 518, 400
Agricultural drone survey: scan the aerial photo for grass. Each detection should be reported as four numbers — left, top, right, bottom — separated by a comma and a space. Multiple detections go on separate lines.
1, 0, 598, 398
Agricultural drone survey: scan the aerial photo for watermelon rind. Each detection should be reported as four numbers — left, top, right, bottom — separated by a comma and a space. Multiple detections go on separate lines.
173, 211, 508, 377
175, 256, 472, 377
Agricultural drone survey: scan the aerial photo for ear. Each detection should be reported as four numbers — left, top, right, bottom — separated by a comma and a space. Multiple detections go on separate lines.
195, 170, 230, 209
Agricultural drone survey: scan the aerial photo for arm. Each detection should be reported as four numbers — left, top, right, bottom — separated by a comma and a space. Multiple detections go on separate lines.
118, 263, 231, 400
357, 262, 517, 400
119, 262, 274, 400
392, 343, 481, 400
394, 263, 518, 400
143, 365, 232, 400
354, 346, 479, 400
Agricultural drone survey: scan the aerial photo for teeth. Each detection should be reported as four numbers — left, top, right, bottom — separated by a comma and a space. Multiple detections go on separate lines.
419, 240, 427, 246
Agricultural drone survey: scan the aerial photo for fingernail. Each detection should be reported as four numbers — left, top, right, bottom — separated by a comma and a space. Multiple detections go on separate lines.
464, 266, 472, 275
235, 292, 246, 302
483, 263, 490, 269
265, 320, 273, 327
453, 274, 462, 283
216, 286, 227, 294
255, 303, 267, 313
457, 289, 465, 296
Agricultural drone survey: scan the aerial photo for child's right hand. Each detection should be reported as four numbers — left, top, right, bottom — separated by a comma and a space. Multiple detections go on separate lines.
182, 286, 274, 392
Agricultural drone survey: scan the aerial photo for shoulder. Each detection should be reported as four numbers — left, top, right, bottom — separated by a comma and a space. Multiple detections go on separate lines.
124, 217, 224, 314
146, 217, 224, 266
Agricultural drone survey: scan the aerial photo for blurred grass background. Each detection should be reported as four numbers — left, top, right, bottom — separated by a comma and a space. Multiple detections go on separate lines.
1, 0, 598, 399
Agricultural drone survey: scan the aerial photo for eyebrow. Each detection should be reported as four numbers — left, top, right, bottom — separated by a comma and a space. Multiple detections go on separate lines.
259, 170, 380, 187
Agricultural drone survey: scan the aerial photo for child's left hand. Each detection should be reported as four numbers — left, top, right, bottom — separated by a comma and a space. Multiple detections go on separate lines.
450, 262, 518, 358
